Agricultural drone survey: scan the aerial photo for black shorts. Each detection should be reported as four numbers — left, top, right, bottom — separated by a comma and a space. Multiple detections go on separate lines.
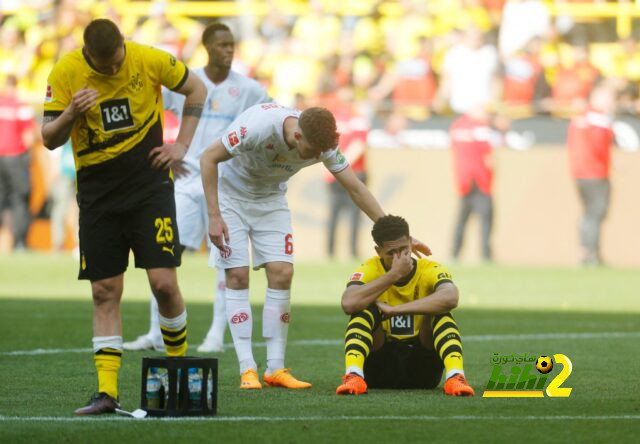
78, 187, 181, 281
364, 338, 444, 389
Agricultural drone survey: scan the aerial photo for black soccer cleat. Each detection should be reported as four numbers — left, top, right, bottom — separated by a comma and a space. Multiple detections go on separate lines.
74, 392, 120, 415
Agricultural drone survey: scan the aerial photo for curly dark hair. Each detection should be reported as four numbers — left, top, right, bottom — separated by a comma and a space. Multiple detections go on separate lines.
371, 215, 410, 247
298, 107, 340, 152
202, 22, 232, 46
83, 19, 123, 58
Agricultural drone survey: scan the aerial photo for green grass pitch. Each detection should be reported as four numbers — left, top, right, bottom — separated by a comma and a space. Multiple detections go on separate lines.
1, 253, 639, 443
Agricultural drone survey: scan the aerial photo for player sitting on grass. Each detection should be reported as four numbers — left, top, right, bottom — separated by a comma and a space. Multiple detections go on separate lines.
336, 215, 474, 396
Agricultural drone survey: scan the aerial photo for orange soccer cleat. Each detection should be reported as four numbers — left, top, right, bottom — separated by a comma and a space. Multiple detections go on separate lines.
336, 373, 368, 395
240, 369, 262, 390
263, 368, 312, 389
444, 374, 475, 397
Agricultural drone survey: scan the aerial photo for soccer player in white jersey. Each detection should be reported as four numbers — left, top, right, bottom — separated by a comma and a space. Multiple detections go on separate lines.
123, 23, 269, 353
200, 104, 431, 389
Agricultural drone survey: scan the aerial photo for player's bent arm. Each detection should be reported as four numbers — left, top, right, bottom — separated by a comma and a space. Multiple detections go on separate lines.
385, 282, 459, 316
172, 72, 206, 150
333, 166, 385, 222
41, 110, 77, 149
341, 272, 403, 315
200, 139, 233, 218
43, 85, 98, 149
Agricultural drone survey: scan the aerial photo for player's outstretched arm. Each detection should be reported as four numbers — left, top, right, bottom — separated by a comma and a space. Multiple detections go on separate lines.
333, 166, 432, 256
341, 250, 412, 314
200, 139, 233, 254
376, 282, 459, 318
332, 165, 384, 222
42, 85, 98, 149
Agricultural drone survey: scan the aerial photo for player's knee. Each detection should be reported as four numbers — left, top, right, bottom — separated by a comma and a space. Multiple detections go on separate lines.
150, 277, 179, 301
266, 263, 293, 289
91, 281, 121, 306
226, 268, 249, 289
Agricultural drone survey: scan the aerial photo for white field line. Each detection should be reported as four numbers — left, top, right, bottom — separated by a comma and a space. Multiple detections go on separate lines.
2, 331, 639, 357
0, 415, 639, 423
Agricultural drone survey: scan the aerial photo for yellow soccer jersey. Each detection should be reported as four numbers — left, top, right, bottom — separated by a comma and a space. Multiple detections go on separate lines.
43, 41, 188, 208
346, 257, 454, 341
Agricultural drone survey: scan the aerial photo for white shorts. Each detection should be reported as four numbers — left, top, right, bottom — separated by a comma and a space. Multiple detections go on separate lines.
175, 179, 208, 250
209, 195, 294, 270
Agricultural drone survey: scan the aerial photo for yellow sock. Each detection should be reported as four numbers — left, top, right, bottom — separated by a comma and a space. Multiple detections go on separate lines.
344, 306, 380, 375
94, 348, 122, 398
431, 313, 464, 378
161, 324, 188, 356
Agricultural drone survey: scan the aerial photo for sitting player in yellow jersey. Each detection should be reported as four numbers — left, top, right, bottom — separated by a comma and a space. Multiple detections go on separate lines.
336, 215, 474, 396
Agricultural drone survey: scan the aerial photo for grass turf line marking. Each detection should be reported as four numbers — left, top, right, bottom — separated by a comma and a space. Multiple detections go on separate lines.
0, 415, 639, 422
2, 331, 639, 356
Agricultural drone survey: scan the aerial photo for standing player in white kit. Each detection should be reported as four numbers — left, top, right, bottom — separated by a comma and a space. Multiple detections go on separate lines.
200, 103, 431, 389
123, 23, 269, 353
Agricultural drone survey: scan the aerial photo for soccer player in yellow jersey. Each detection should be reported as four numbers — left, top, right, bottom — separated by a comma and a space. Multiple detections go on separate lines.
336, 215, 474, 396
41, 19, 207, 414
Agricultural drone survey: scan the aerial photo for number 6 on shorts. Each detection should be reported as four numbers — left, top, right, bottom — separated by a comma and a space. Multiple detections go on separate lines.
284, 233, 293, 255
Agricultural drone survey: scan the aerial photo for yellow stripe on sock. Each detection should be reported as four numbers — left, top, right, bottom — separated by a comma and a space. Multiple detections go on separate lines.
345, 337, 371, 352
346, 327, 373, 344
161, 325, 188, 357
432, 316, 455, 333
434, 327, 459, 348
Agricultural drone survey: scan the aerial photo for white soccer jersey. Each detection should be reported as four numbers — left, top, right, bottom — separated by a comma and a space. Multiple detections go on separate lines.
219, 103, 349, 201
163, 68, 269, 185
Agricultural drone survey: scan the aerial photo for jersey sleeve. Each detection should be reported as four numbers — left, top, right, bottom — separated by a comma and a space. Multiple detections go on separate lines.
146, 46, 189, 92
345, 260, 379, 288
43, 62, 71, 117
322, 147, 350, 174
220, 108, 261, 156
423, 262, 454, 295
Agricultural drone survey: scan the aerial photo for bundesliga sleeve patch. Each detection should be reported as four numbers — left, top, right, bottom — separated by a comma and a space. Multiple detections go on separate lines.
45, 85, 53, 103
350, 272, 364, 281
228, 131, 240, 147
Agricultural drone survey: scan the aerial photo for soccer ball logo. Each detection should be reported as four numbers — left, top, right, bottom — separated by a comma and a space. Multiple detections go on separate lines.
536, 356, 553, 374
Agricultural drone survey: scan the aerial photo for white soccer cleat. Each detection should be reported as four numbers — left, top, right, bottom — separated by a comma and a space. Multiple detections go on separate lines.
123, 335, 165, 352
196, 336, 224, 353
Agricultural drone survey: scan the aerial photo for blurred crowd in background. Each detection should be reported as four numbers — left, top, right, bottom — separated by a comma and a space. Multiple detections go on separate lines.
1, 0, 639, 257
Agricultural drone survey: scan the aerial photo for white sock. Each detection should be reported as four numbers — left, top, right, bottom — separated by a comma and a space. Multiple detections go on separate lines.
157, 309, 187, 330
263, 288, 290, 375
446, 369, 464, 380
346, 366, 364, 378
225, 288, 256, 374
92, 336, 123, 353
207, 267, 227, 343
148, 296, 162, 343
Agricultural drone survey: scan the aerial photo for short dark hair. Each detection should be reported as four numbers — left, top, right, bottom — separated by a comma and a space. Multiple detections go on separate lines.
298, 107, 339, 152
83, 19, 123, 58
202, 22, 232, 46
371, 215, 410, 247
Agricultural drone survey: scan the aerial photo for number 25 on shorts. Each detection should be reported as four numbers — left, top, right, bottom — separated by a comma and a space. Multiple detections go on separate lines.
155, 217, 174, 244
284, 233, 293, 255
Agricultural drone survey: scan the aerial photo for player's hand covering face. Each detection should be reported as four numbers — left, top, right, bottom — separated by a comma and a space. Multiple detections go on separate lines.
378, 237, 413, 279
389, 249, 413, 278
